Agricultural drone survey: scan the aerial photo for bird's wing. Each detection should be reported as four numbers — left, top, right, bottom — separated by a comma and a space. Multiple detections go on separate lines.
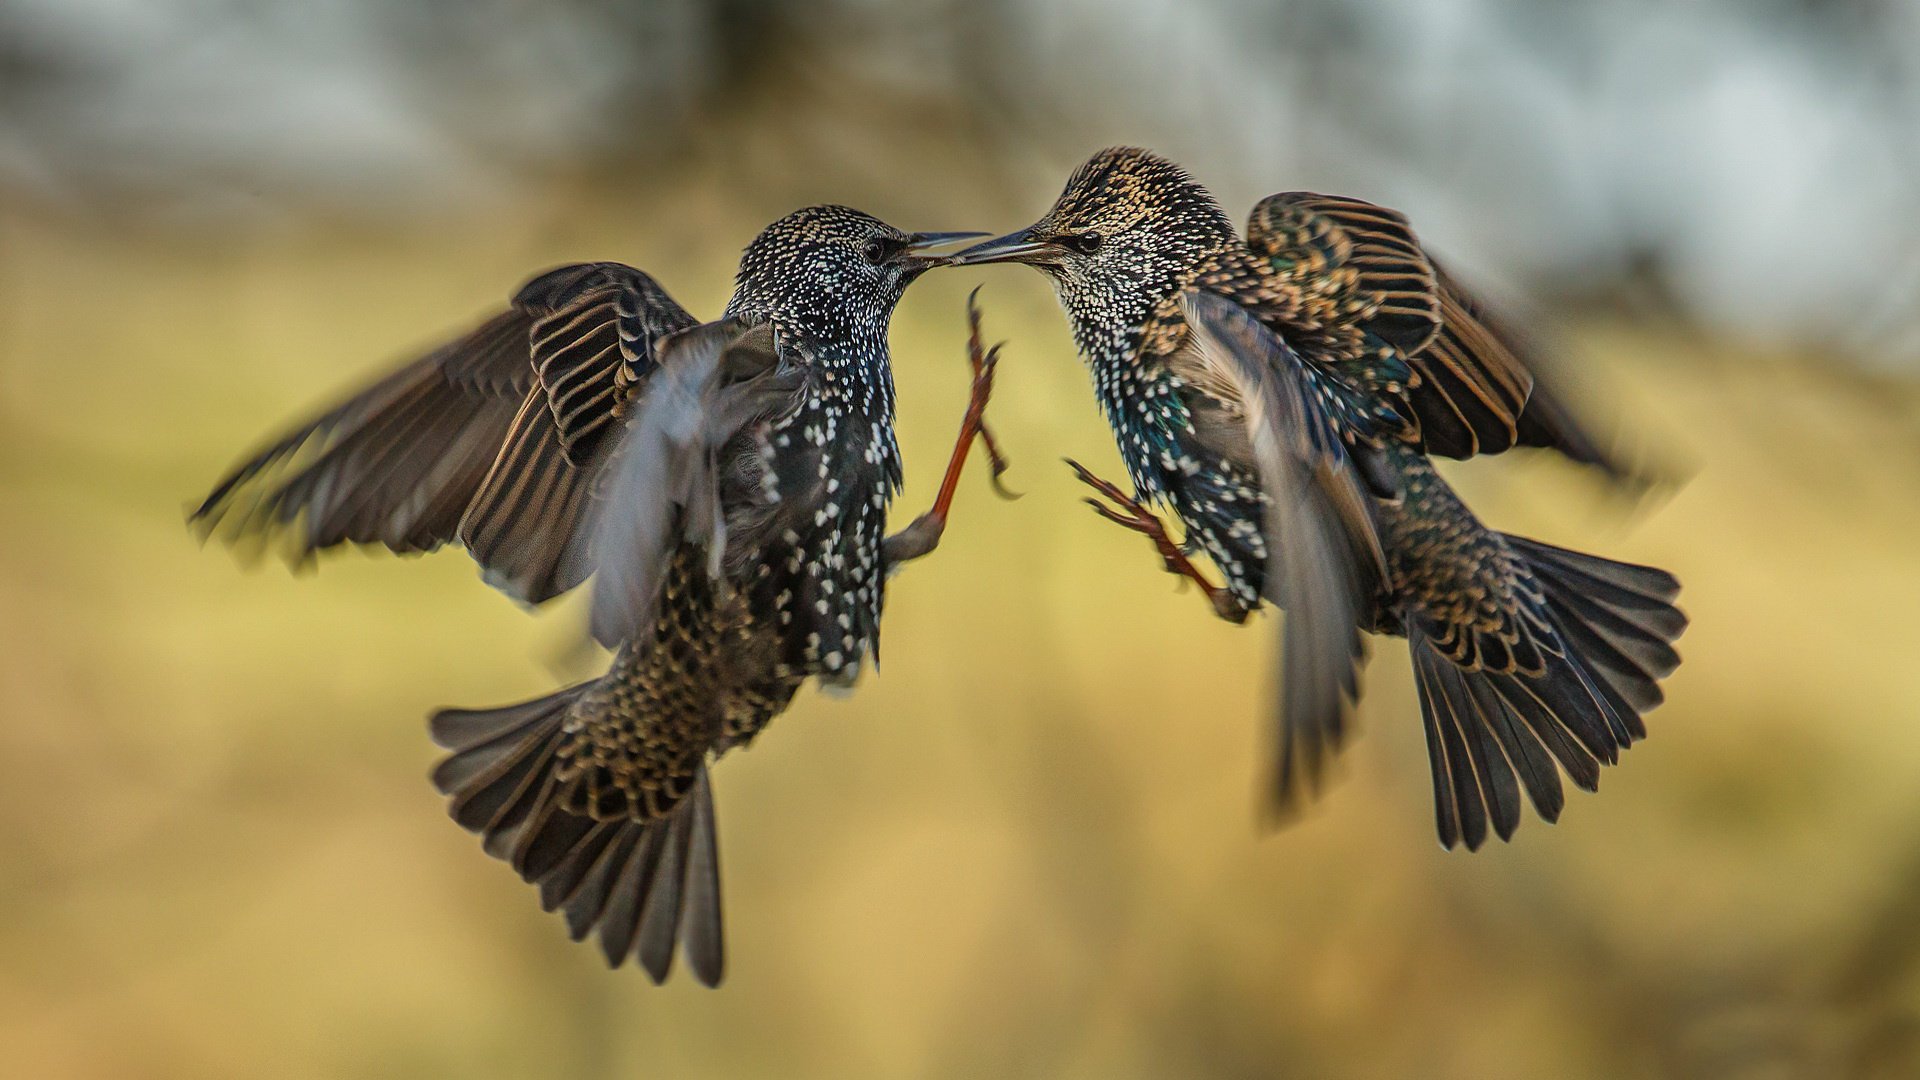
1433, 265, 1647, 484
1244, 193, 1533, 458
193, 262, 699, 605
1179, 290, 1388, 817
459, 264, 700, 604
587, 317, 804, 648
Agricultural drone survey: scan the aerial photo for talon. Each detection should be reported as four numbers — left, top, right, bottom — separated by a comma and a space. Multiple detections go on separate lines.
1065, 456, 1246, 624
985, 471, 1022, 501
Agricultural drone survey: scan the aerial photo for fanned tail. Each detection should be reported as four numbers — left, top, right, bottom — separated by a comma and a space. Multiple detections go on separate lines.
1407, 539, 1685, 851
427, 686, 725, 986
1505, 536, 1686, 715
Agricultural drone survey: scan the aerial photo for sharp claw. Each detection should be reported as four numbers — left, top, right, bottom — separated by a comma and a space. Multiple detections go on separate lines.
1064, 458, 1138, 510
976, 423, 1019, 499
978, 427, 1006, 469
1063, 453, 1246, 624
964, 289, 987, 375
1063, 457, 1100, 488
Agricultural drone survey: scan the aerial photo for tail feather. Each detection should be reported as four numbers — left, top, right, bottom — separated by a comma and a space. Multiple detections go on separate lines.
1425, 661, 1497, 850
1462, 667, 1566, 824
512, 802, 598, 882
1478, 670, 1603, 792
680, 772, 725, 983
1406, 538, 1684, 850
536, 821, 619, 912
636, 806, 694, 981
593, 826, 668, 968
1413, 641, 1534, 848
560, 826, 644, 940
1496, 658, 1625, 766
1411, 630, 1607, 851
1511, 536, 1685, 630
435, 702, 568, 836
1415, 677, 1464, 847
1511, 535, 1682, 605
1508, 536, 1686, 717
428, 686, 727, 986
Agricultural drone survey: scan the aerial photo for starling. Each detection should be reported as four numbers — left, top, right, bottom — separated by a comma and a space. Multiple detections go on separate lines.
194, 208, 1003, 984
953, 148, 1685, 849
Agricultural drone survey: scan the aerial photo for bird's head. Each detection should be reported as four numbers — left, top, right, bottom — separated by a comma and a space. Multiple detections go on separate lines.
725, 205, 981, 340
951, 148, 1238, 351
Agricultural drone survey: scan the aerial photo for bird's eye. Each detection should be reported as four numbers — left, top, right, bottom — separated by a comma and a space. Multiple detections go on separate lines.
862, 238, 893, 265
1067, 233, 1103, 255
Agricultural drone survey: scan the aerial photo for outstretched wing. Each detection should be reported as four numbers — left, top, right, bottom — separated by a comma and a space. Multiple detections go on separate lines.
192, 262, 698, 605
587, 317, 804, 648
1245, 193, 1534, 459
1178, 290, 1387, 817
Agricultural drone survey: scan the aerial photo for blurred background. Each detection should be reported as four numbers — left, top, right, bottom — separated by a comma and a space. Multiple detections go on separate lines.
4, 1, 1919, 1077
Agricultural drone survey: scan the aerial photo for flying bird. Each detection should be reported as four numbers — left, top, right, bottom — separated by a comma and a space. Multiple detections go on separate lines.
953, 148, 1684, 850
194, 208, 1001, 984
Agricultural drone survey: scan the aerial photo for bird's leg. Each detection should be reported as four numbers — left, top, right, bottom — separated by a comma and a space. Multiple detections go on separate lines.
884, 289, 1015, 565
1065, 458, 1249, 625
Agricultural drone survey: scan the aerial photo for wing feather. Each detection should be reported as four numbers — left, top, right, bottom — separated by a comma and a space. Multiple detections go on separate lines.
1246, 193, 1535, 459
194, 261, 699, 606
1180, 290, 1386, 816
587, 318, 800, 648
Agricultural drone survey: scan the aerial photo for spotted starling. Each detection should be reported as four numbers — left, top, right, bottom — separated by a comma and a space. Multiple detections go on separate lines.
953, 148, 1685, 849
194, 208, 1001, 984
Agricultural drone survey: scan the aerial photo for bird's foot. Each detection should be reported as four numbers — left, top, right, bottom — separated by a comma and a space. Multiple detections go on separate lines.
961, 287, 1018, 501
882, 288, 1015, 566
1065, 458, 1247, 624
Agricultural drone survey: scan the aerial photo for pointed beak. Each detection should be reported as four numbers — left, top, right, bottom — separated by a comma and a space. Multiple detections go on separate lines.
903, 231, 990, 254
892, 231, 991, 274
948, 227, 1067, 267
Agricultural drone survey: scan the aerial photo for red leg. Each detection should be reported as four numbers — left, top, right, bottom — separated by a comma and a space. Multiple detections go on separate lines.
1065, 458, 1248, 624
884, 289, 1013, 564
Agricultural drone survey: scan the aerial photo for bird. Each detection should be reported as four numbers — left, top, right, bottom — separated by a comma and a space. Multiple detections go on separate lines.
951, 147, 1685, 850
193, 207, 1003, 984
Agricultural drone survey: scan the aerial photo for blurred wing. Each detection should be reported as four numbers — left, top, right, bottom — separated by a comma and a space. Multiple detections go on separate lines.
588, 318, 799, 647
1436, 266, 1646, 483
1246, 193, 1532, 458
190, 311, 533, 556
1180, 290, 1386, 816
193, 261, 698, 606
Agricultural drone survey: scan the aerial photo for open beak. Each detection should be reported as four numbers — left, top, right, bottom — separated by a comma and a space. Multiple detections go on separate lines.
947, 227, 1067, 267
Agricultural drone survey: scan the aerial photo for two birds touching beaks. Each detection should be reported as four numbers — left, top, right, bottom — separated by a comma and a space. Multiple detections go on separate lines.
193, 147, 1686, 987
